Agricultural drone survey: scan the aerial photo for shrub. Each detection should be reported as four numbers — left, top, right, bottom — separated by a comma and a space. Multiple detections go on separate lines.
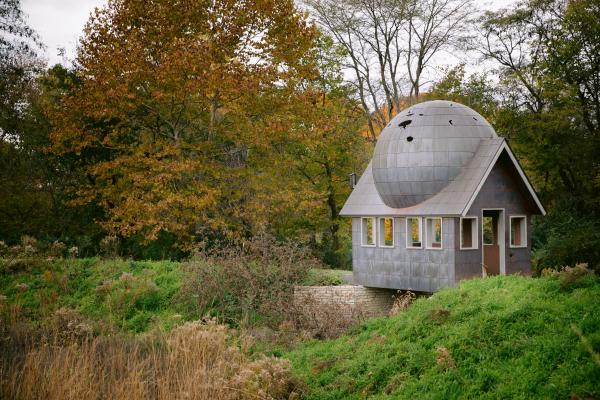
48, 241, 67, 258
533, 211, 600, 273
47, 307, 93, 344
541, 262, 596, 290
179, 235, 321, 327
302, 269, 345, 286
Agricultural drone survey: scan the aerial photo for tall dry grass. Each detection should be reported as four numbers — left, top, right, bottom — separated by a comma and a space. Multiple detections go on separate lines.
0, 319, 300, 400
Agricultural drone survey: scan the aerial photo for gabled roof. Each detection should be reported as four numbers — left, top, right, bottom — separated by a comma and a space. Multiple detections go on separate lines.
339, 138, 546, 217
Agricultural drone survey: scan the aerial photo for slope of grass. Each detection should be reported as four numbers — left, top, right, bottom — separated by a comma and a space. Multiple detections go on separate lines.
0, 258, 185, 332
287, 275, 600, 399
0, 258, 341, 333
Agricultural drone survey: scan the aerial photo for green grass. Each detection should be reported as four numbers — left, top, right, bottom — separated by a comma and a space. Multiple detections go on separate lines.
302, 268, 348, 286
286, 275, 600, 399
3, 258, 599, 398
0, 258, 187, 332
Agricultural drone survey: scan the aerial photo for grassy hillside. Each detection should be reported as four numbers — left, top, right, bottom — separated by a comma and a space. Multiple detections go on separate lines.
287, 274, 600, 399
0, 257, 346, 333
2, 256, 599, 398
0, 258, 185, 332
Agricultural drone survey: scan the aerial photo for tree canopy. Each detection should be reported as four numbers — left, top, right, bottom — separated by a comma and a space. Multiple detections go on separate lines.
0, 0, 599, 269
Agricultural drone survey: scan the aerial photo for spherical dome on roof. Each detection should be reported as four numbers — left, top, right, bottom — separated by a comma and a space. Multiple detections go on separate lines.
372, 100, 497, 209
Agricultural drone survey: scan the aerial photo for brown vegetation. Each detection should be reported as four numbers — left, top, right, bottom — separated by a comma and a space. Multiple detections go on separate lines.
389, 290, 416, 316
0, 319, 300, 400
179, 235, 322, 327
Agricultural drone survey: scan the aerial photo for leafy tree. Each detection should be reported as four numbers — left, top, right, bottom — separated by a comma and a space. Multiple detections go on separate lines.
477, 0, 600, 269
428, 64, 499, 122
0, 1, 97, 244
49, 0, 318, 248
249, 37, 371, 267
0, 0, 41, 66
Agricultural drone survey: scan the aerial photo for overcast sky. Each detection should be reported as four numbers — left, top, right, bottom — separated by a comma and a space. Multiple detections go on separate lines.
21, 0, 516, 67
22, 0, 107, 66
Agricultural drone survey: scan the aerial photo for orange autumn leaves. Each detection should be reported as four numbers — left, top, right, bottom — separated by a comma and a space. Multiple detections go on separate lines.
47, 0, 371, 248
48, 0, 320, 246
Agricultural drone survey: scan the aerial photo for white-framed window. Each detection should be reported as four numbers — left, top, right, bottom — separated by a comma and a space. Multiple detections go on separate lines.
361, 217, 376, 247
406, 217, 422, 249
378, 217, 394, 247
460, 217, 478, 250
509, 216, 527, 248
425, 217, 443, 250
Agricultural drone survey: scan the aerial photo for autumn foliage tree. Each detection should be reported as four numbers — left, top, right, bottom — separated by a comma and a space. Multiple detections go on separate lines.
248, 37, 370, 266
49, 0, 318, 247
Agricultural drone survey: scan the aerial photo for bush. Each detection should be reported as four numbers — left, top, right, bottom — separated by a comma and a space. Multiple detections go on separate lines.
389, 291, 416, 316
541, 263, 597, 290
533, 211, 600, 273
46, 307, 94, 344
99, 235, 120, 259
179, 235, 322, 327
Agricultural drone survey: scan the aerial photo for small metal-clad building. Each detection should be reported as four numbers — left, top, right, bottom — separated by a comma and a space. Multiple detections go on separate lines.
340, 100, 545, 292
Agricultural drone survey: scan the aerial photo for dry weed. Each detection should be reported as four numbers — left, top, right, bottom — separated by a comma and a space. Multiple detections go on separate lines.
389, 291, 416, 316
435, 346, 455, 370
0, 319, 299, 400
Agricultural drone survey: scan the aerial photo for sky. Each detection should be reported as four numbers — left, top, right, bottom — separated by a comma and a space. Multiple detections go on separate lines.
22, 0, 107, 66
21, 0, 516, 67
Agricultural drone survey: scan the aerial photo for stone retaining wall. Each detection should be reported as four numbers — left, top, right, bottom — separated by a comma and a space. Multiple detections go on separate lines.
293, 285, 396, 318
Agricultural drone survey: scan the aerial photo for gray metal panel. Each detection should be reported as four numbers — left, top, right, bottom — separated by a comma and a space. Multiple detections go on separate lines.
372, 100, 498, 208
339, 138, 505, 217
352, 217, 455, 292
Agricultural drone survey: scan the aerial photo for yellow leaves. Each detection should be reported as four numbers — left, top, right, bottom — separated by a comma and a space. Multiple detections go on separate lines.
46, 0, 328, 247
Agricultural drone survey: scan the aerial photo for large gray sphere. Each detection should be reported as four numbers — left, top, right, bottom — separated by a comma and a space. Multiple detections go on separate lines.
372, 100, 497, 208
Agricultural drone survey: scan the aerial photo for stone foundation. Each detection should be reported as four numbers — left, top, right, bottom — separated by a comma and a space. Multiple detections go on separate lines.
293, 285, 396, 318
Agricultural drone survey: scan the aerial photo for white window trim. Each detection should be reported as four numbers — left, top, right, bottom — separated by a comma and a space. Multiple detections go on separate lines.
405, 217, 423, 249
509, 215, 527, 248
360, 217, 377, 247
425, 217, 444, 250
459, 217, 479, 250
378, 217, 395, 248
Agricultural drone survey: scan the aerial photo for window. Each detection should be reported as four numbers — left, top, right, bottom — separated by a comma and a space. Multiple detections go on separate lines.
460, 217, 478, 249
379, 217, 394, 247
510, 216, 527, 248
482, 216, 495, 245
406, 217, 422, 248
361, 217, 376, 246
425, 217, 443, 249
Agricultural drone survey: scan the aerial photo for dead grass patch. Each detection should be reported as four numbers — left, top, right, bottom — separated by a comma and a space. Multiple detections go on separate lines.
0, 319, 300, 400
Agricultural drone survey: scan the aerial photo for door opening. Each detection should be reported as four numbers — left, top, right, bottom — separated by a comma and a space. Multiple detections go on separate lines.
482, 209, 505, 276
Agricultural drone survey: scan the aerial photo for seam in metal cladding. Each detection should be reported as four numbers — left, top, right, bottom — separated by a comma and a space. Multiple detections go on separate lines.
372, 100, 497, 209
